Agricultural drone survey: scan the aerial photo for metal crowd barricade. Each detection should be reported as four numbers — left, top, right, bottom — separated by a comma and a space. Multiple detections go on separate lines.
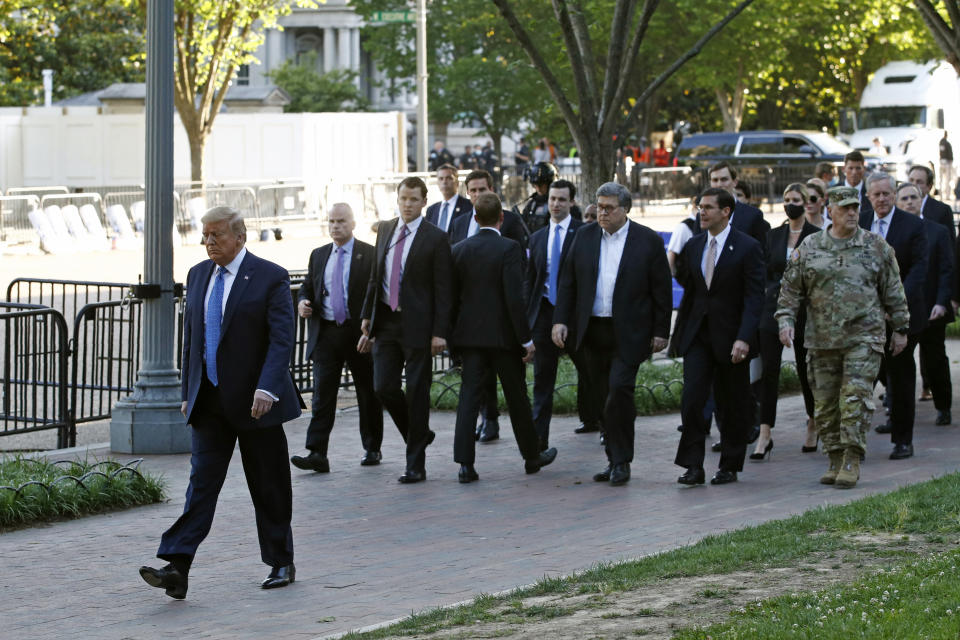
103, 190, 146, 233
6, 278, 132, 323
258, 184, 310, 223
0, 194, 42, 247
180, 186, 261, 239
636, 167, 704, 210
40, 192, 107, 226
0, 303, 71, 447
69, 299, 143, 434
6, 185, 70, 199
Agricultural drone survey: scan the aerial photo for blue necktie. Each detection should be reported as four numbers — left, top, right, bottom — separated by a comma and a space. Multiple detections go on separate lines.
205, 266, 226, 386
548, 224, 563, 305
331, 247, 347, 324
439, 202, 449, 230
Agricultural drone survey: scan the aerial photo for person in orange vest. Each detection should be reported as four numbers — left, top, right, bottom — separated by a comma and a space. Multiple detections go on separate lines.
653, 140, 670, 167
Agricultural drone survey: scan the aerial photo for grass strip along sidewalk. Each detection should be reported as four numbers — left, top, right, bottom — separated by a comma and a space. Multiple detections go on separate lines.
343, 472, 960, 639
0, 456, 165, 530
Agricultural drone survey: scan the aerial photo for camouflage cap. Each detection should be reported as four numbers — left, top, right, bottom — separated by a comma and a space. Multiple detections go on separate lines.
827, 186, 860, 207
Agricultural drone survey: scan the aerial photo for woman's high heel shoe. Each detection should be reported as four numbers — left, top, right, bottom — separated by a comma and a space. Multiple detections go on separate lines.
749, 440, 773, 460
801, 435, 819, 453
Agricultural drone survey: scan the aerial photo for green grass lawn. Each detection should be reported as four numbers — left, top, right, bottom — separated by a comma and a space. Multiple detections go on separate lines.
341, 471, 960, 639
431, 356, 801, 415
0, 456, 166, 530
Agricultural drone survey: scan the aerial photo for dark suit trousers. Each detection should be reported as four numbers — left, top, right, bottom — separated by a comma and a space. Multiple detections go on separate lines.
582, 318, 639, 465
883, 334, 919, 445
158, 377, 294, 567
757, 328, 814, 425
532, 298, 592, 448
371, 304, 433, 472
919, 321, 952, 411
676, 323, 751, 472
305, 319, 382, 456
453, 347, 540, 465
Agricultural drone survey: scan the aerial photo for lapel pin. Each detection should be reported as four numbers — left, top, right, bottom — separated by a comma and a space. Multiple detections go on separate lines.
244, 275, 250, 280
728, 245, 733, 251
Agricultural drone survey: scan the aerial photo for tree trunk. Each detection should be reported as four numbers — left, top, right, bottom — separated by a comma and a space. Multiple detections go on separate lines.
578, 135, 615, 207
186, 128, 206, 184
716, 87, 745, 133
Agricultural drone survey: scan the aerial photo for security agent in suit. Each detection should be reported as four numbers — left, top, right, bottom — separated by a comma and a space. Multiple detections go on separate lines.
909, 164, 956, 244
698, 161, 771, 244
525, 179, 598, 449
140, 207, 301, 599
859, 172, 929, 460
290, 204, 383, 473
359, 176, 453, 483
449, 169, 531, 442
425, 164, 473, 234
896, 183, 954, 426
451, 192, 558, 482
842, 150, 874, 218
553, 182, 673, 486
673, 187, 765, 486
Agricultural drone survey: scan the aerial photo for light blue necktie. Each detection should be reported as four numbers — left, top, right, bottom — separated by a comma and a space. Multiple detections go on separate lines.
205, 266, 226, 386
439, 202, 449, 230
548, 224, 563, 305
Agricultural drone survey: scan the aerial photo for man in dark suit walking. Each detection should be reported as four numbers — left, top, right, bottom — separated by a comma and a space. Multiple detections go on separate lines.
360, 177, 453, 483
842, 150, 874, 218
290, 203, 382, 473
673, 187, 765, 486
525, 179, 597, 449
451, 192, 558, 482
909, 165, 956, 243
553, 182, 673, 486
140, 206, 301, 599
426, 164, 472, 234
450, 168, 531, 442
704, 161, 770, 243
861, 173, 929, 460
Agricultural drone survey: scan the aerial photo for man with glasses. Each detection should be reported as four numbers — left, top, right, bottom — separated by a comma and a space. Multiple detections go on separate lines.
552, 182, 672, 486
673, 188, 764, 486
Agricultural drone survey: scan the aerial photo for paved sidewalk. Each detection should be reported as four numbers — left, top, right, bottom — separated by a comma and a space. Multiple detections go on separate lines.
3, 376, 960, 639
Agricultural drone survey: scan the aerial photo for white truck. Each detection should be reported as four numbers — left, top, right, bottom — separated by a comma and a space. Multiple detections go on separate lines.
839, 60, 959, 185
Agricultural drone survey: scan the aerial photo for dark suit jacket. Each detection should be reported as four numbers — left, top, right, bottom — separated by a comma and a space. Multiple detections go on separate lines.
298, 238, 375, 359
525, 217, 583, 328
921, 218, 955, 324
759, 221, 820, 333
859, 207, 929, 334
694, 200, 769, 244
450, 229, 530, 350
856, 182, 875, 217
554, 220, 673, 367
450, 207, 530, 251
361, 217, 453, 347
922, 196, 955, 245
673, 227, 765, 362
181, 250, 302, 429
426, 195, 472, 235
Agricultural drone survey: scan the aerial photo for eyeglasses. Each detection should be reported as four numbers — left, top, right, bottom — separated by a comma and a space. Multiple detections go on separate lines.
596, 204, 621, 214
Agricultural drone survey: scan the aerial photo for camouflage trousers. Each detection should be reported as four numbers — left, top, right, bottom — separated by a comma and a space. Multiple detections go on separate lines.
807, 343, 883, 456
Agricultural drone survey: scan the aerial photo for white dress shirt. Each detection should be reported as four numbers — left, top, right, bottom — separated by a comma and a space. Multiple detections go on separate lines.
382, 215, 423, 303
544, 214, 572, 297
321, 237, 354, 321
591, 222, 629, 317
871, 210, 892, 239
666, 213, 695, 255
700, 222, 732, 278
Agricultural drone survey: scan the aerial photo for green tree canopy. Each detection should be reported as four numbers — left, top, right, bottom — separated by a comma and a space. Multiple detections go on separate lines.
268, 52, 369, 112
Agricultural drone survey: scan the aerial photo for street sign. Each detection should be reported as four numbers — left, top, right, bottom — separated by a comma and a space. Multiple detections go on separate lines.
370, 10, 415, 23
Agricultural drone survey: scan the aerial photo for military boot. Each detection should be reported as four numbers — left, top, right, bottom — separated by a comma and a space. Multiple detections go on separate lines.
820, 450, 844, 485
834, 450, 861, 489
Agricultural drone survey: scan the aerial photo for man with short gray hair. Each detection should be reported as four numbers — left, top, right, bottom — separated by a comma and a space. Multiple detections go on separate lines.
860, 171, 928, 460
552, 182, 673, 486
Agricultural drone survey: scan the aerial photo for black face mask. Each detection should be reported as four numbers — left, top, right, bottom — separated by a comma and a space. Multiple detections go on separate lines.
784, 203, 805, 220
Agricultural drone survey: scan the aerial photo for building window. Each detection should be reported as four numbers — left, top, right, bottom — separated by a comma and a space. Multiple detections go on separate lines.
237, 64, 250, 86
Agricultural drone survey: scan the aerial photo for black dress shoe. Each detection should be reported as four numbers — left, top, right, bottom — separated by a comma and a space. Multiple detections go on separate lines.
677, 468, 705, 485
875, 422, 892, 434
478, 418, 500, 442
139, 564, 188, 599
609, 462, 630, 486
593, 465, 611, 482
290, 451, 329, 473
458, 464, 479, 483
936, 410, 952, 426
262, 564, 295, 589
575, 421, 601, 434
711, 440, 723, 452
360, 450, 382, 466
890, 443, 914, 460
525, 447, 558, 474
710, 470, 738, 485
398, 469, 426, 483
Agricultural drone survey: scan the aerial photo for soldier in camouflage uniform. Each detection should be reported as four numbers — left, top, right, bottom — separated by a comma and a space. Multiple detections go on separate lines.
775, 186, 909, 489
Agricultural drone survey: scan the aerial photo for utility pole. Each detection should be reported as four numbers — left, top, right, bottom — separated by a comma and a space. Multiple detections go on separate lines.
416, 0, 428, 171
